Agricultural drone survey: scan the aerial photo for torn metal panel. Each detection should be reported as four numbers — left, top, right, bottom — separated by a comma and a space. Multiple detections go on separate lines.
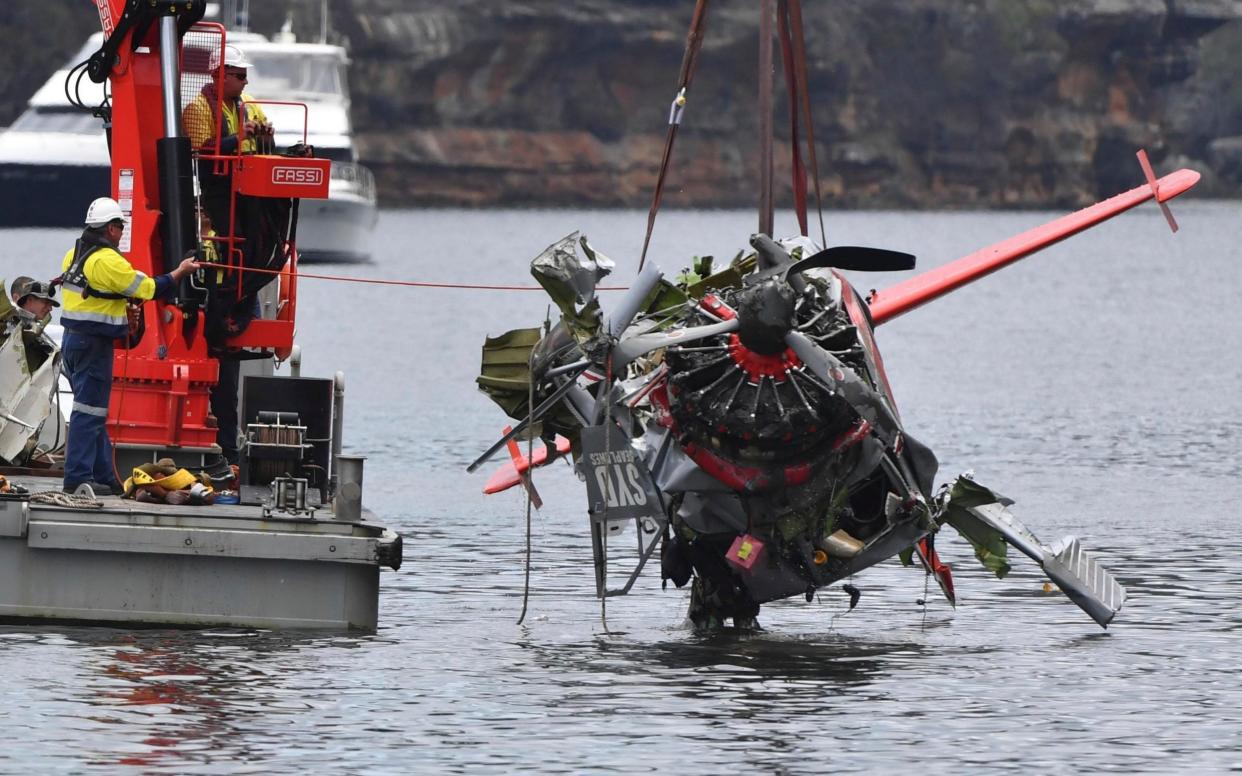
942, 477, 1126, 627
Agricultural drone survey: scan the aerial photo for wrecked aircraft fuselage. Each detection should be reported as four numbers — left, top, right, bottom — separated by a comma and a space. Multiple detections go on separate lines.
473, 229, 1129, 630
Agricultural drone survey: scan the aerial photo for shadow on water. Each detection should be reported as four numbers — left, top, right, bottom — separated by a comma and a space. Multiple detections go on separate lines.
513, 627, 941, 697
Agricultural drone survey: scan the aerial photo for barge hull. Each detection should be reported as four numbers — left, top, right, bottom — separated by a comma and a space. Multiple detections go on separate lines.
0, 485, 398, 631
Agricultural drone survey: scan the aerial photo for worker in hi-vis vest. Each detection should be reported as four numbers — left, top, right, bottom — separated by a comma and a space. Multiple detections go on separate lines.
182, 44, 272, 156
58, 197, 197, 496
181, 44, 273, 233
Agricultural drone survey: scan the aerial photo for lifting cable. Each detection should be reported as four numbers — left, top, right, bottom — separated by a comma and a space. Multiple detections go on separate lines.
758, 0, 775, 237
776, 0, 807, 238
516, 342, 538, 626
778, 0, 827, 246
637, 0, 711, 272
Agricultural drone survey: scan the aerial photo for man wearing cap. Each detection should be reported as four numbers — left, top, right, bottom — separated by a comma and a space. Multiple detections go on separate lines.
9, 276, 33, 304
57, 196, 197, 496
10, 277, 59, 328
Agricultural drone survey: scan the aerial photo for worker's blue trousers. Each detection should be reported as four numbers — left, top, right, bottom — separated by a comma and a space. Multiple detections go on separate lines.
61, 331, 116, 487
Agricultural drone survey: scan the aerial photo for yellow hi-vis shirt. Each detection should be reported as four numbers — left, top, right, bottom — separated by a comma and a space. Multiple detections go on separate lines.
200, 228, 225, 283
182, 90, 269, 153
60, 244, 158, 339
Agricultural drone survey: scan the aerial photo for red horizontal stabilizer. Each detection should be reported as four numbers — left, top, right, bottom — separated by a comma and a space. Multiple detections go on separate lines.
868, 167, 1200, 325
483, 435, 572, 495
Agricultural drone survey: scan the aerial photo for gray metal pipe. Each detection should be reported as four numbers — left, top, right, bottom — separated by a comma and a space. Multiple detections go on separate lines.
334, 455, 364, 521
331, 371, 345, 469
158, 16, 181, 138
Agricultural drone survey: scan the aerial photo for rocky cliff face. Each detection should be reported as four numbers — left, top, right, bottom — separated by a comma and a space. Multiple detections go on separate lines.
331, 0, 1242, 208
3, 0, 1240, 209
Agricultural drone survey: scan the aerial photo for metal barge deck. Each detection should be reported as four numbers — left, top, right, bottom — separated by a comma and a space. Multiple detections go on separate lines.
0, 475, 401, 631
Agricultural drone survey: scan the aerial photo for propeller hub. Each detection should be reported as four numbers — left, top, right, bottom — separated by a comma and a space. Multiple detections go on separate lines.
736, 278, 795, 355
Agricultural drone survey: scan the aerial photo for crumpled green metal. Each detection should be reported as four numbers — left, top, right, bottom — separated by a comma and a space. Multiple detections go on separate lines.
938, 476, 1013, 578
685, 250, 754, 297
476, 327, 543, 421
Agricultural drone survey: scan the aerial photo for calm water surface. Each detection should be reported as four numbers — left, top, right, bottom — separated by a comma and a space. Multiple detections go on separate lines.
1, 203, 1240, 773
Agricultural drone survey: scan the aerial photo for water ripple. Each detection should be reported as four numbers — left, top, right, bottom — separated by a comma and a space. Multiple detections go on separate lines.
4, 207, 1242, 772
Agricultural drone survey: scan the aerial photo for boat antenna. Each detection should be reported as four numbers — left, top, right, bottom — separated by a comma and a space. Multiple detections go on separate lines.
320, 0, 329, 44
227, 0, 249, 32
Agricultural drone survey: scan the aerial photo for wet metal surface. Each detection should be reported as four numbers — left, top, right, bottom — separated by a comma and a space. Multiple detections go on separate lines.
1, 203, 1240, 772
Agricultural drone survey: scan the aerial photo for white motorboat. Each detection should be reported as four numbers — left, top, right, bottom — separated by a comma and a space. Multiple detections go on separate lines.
0, 29, 377, 263
0, 37, 109, 229
229, 27, 378, 263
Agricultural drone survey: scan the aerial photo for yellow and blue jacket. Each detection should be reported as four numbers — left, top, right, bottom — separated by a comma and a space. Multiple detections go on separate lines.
60, 238, 174, 339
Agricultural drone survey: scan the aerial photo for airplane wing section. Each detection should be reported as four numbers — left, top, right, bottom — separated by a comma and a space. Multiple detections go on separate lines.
868, 167, 1200, 325
483, 435, 572, 495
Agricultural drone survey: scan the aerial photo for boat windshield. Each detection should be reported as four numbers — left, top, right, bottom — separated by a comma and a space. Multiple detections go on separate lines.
245, 52, 347, 101
11, 109, 102, 134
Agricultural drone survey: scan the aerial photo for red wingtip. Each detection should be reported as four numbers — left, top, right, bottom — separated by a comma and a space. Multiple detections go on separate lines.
869, 162, 1201, 325
1137, 149, 1179, 233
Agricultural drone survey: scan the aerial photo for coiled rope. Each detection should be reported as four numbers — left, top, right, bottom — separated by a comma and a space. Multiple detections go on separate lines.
28, 491, 105, 509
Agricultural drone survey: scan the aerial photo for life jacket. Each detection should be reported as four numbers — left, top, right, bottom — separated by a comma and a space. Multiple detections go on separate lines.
59, 233, 159, 339
183, 82, 268, 155
61, 237, 127, 300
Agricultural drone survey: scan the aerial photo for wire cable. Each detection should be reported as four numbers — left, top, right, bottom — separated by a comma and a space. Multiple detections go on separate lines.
516, 345, 537, 626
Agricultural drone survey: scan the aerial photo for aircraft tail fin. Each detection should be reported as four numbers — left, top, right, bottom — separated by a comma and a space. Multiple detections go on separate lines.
1043, 536, 1127, 628
963, 501, 1127, 628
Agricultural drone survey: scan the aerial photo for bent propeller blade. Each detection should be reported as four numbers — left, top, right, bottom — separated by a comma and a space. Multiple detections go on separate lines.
606, 262, 664, 338
785, 330, 902, 441
789, 246, 917, 274
614, 318, 739, 368
466, 364, 588, 472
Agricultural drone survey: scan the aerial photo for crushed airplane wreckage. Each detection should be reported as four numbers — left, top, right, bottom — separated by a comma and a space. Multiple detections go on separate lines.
473, 193, 1187, 631
470, 0, 1198, 631
0, 291, 59, 470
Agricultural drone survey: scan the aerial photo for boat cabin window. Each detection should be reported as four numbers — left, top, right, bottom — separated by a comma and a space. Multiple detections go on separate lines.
313, 146, 353, 163
11, 109, 103, 134
245, 52, 347, 101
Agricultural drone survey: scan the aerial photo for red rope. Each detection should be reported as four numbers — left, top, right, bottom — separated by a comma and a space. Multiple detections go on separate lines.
219, 263, 629, 291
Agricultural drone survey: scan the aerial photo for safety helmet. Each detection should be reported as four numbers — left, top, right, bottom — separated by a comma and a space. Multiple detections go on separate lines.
222, 44, 252, 70
84, 197, 124, 227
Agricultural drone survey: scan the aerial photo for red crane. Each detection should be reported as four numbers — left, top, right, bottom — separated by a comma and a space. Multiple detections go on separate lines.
85, 0, 328, 454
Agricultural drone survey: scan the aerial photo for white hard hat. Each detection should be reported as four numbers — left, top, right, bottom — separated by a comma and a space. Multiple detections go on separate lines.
84, 197, 124, 227
222, 44, 252, 70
